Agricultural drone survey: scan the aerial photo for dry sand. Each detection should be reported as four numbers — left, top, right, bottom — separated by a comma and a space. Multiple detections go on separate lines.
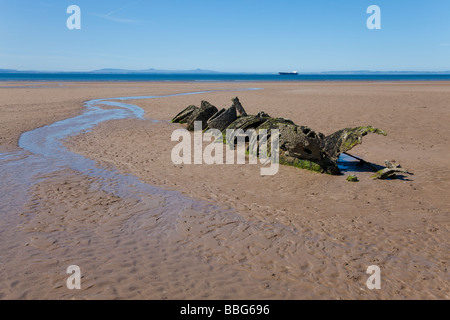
0, 81, 448, 299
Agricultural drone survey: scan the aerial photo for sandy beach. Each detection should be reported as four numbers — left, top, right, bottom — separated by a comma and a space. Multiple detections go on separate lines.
0, 81, 448, 300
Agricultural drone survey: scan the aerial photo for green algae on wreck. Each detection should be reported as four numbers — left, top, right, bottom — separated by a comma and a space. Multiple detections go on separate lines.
280, 154, 324, 173
346, 174, 359, 182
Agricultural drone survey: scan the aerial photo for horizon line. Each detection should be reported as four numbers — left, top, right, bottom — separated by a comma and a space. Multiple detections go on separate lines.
1, 68, 450, 75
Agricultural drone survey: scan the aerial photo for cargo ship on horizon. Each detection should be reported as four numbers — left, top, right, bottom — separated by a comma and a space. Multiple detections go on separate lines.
279, 71, 299, 75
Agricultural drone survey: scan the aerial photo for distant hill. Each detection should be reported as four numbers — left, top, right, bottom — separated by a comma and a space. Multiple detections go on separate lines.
0, 68, 226, 74
0, 69, 23, 73
89, 68, 224, 74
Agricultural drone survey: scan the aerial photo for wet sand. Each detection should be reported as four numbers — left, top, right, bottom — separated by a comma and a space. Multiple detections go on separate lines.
0, 81, 449, 299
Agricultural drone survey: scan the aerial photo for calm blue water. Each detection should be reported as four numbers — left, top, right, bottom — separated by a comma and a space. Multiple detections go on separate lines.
1, 73, 450, 82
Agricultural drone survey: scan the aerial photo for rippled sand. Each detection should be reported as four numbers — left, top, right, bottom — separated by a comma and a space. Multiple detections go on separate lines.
0, 81, 448, 299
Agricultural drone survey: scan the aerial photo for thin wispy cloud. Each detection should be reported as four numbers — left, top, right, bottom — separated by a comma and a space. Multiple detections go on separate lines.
92, 0, 144, 24
439, 43, 450, 47
105, 6, 127, 17
91, 13, 140, 24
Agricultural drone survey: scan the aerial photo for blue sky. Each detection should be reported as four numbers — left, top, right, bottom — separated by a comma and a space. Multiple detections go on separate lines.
0, 0, 449, 72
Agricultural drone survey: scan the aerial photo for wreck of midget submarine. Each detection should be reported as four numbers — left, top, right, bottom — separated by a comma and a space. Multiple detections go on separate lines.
172, 97, 409, 179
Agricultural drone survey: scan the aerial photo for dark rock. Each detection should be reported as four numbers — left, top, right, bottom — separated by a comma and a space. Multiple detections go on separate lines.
224, 113, 272, 149
209, 108, 226, 123
224, 115, 267, 147
226, 113, 271, 132
232, 97, 248, 117
257, 118, 338, 174
370, 160, 410, 180
186, 101, 219, 131
207, 106, 237, 131
256, 111, 270, 118
171, 105, 198, 124
257, 118, 323, 161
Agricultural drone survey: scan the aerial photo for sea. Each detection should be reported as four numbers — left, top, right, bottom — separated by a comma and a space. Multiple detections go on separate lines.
1, 73, 450, 82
